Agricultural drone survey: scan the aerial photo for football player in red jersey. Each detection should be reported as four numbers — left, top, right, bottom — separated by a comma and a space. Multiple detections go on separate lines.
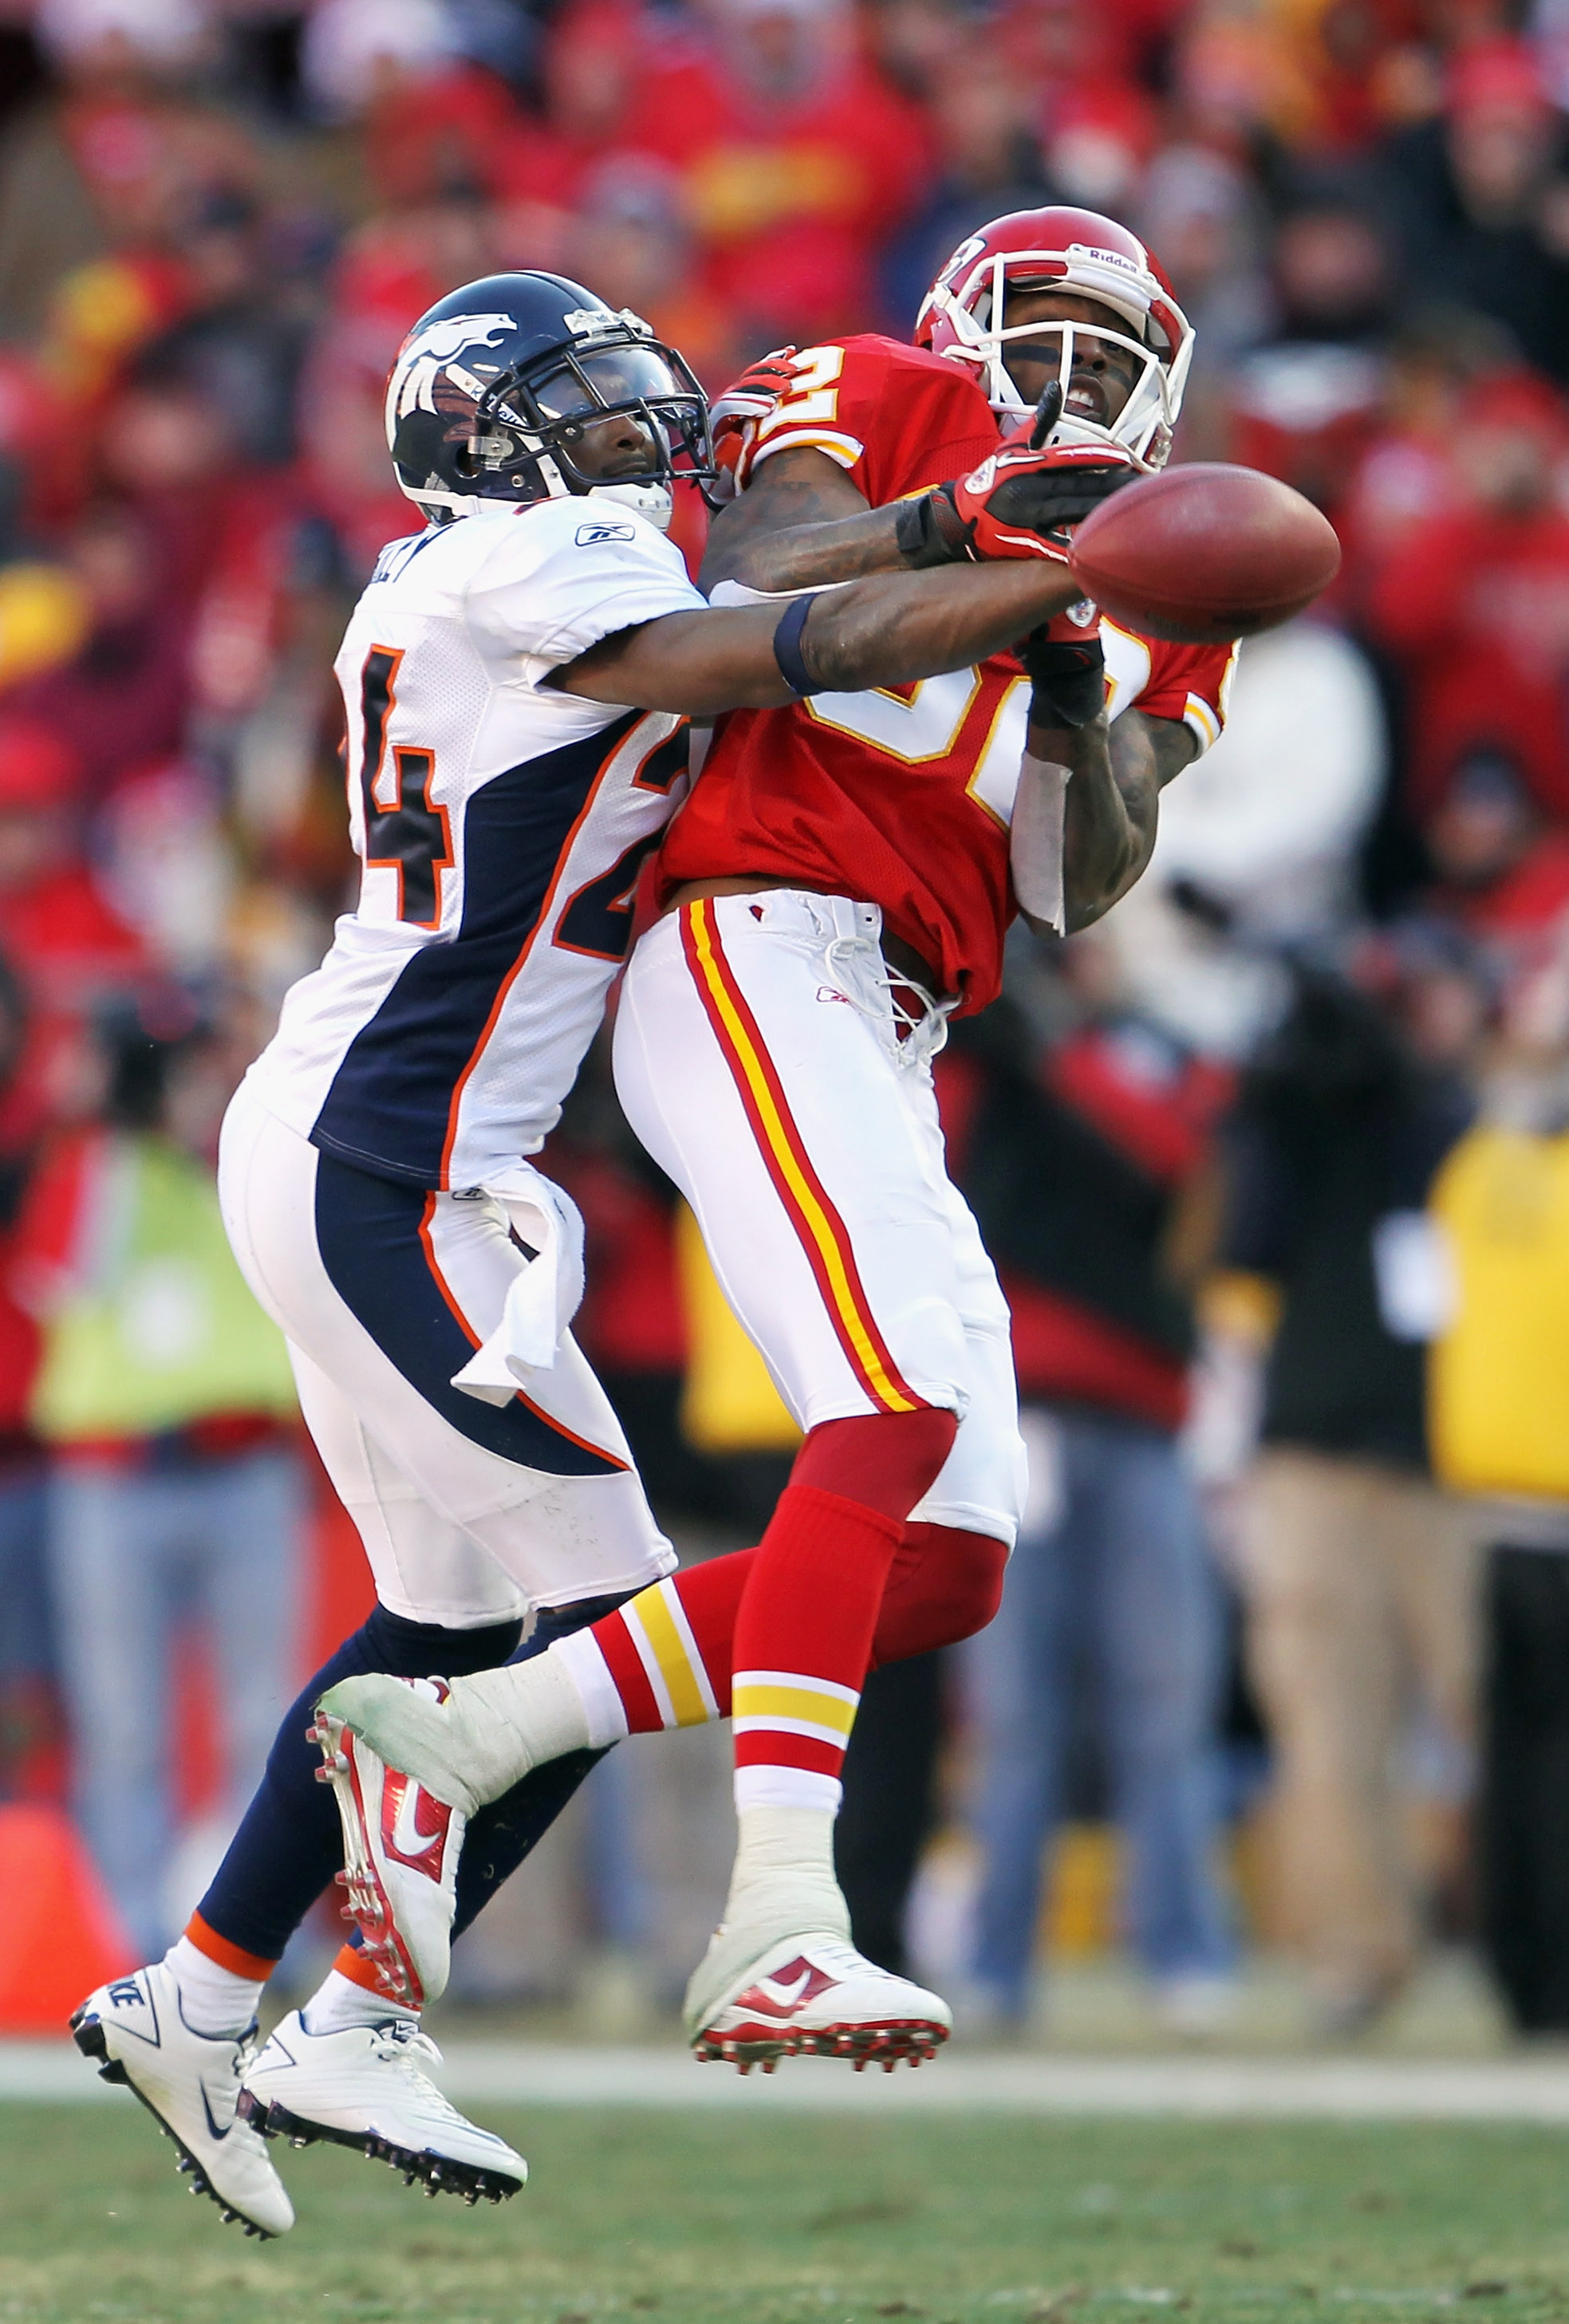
320, 210, 1238, 2074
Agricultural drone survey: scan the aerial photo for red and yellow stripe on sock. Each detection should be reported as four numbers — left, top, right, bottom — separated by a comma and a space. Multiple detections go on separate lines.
731, 1668, 861, 1811
592, 1576, 723, 1733
680, 899, 926, 1419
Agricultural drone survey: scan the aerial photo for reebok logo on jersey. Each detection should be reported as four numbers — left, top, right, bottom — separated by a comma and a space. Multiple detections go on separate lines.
576, 521, 637, 546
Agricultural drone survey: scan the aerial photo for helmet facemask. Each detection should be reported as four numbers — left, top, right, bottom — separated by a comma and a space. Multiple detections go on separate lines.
392, 315, 716, 530
924, 249, 1193, 471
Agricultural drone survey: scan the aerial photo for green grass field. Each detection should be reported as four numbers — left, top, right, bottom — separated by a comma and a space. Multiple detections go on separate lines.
2, 2104, 1567, 2324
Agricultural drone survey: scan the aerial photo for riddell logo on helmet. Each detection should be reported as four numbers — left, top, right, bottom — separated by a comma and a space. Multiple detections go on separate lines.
1067, 243, 1140, 275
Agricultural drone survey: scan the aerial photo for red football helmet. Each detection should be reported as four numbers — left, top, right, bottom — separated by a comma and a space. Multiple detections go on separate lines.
915, 206, 1193, 471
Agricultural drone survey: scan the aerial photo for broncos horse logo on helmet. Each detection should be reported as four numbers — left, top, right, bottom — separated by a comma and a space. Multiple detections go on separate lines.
916, 206, 1193, 473
384, 271, 717, 531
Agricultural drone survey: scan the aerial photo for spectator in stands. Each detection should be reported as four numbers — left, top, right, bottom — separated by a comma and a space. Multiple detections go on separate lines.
1362, 376, 1569, 824
1429, 931, 1569, 2031
5, 498, 191, 785
1102, 618, 1386, 1060
0, 714, 144, 1148
1379, 38, 1569, 384
301, 0, 522, 219
0, 0, 268, 345
1422, 752, 1569, 983
12, 991, 302, 1955
881, 53, 1051, 332
1138, 143, 1274, 380
667, 0, 931, 346
955, 939, 1237, 2033
570, 157, 741, 392
1222, 938, 1484, 2036
1334, 306, 1514, 611
1224, 196, 1394, 510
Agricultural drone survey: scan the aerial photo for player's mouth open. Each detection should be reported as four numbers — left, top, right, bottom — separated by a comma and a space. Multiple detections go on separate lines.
1066, 380, 1110, 423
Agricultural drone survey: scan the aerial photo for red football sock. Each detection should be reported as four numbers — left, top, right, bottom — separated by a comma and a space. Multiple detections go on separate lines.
727, 1483, 901, 1810
578, 1520, 1006, 1731
730, 1407, 956, 1810
870, 1522, 1008, 1664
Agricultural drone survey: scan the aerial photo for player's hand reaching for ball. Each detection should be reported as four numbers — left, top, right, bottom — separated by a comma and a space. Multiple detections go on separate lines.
709, 348, 799, 498
1017, 610, 1106, 730
897, 439, 1137, 569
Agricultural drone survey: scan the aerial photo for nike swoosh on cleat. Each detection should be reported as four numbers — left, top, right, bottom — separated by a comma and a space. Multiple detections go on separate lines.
200, 2087, 235, 2143
380, 1767, 452, 1880
731, 1960, 838, 2019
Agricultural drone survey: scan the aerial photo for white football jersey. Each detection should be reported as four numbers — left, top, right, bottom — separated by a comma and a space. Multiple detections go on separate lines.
246, 497, 705, 1189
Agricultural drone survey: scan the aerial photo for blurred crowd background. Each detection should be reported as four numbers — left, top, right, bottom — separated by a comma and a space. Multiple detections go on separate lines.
4, 0, 1569, 2050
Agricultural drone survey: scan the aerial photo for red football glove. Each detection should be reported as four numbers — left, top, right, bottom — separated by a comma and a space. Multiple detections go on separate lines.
897, 441, 1138, 566
709, 347, 799, 499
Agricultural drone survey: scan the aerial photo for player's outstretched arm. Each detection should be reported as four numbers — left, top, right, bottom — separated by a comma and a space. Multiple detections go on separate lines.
700, 439, 1137, 597
547, 557, 1082, 716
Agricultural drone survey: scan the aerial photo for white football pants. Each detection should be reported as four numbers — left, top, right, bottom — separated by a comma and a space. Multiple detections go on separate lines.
218, 1081, 674, 1628
613, 889, 1027, 1547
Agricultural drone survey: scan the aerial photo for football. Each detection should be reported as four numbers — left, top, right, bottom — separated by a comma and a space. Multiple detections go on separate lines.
1068, 462, 1342, 645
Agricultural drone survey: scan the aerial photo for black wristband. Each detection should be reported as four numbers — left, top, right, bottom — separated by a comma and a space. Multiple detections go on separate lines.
1019, 628, 1106, 729
893, 487, 970, 568
773, 593, 822, 696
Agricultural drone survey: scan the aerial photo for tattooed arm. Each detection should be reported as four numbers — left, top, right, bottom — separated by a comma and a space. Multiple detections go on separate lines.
1057, 707, 1197, 933
700, 447, 913, 595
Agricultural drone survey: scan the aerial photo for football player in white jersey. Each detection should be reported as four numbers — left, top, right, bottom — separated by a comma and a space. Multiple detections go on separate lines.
69, 270, 1122, 2235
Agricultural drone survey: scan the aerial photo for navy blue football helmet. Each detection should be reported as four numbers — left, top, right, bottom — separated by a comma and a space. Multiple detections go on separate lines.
384, 270, 716, 530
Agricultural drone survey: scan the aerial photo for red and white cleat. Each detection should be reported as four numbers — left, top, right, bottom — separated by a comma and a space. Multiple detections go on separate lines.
686, 1932, 952, 2074
309, 1682, 463, 2008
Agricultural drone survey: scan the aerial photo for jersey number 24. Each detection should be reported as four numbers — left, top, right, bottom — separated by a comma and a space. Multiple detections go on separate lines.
357, 646, 455, 928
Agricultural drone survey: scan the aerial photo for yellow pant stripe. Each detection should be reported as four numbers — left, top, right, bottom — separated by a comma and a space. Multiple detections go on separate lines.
687, 903, 918, 1415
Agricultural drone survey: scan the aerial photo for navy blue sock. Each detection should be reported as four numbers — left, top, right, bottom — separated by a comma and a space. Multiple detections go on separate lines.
195, 1605, 523, 1965
452, 1592, 633, 1939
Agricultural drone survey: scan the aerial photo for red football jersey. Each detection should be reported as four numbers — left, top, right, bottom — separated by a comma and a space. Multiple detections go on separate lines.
653, 335, 1237, 1013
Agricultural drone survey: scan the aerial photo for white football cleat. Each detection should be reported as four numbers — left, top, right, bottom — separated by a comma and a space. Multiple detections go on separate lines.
314, 1669, 530, 1820
239, 2011, 526, 2204
71, 1962, 295, 2237
310, 1684, 463, 2007
684, 1929, 952, 2073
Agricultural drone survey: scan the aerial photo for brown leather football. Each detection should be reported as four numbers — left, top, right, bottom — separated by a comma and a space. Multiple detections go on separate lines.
1069, 462, 1342, 644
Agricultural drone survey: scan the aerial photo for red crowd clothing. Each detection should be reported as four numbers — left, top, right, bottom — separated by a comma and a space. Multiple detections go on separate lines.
937, 1029, 1229, 1433
1429, 831, 1569, 980
655, 336, 1235, 1013
0, 871, 145, 1156
1364, 502, 1569, 820
674, 62, 930, 342
547, 1144, 688, 1377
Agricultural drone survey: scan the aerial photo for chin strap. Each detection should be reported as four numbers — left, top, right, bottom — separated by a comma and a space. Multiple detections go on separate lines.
403, 465, 675, 533
586, 479, 674, 531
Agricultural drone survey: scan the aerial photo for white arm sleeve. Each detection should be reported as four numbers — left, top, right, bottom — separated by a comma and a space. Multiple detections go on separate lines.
466, 499, 708, 687
1010, 753, 1072, 936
